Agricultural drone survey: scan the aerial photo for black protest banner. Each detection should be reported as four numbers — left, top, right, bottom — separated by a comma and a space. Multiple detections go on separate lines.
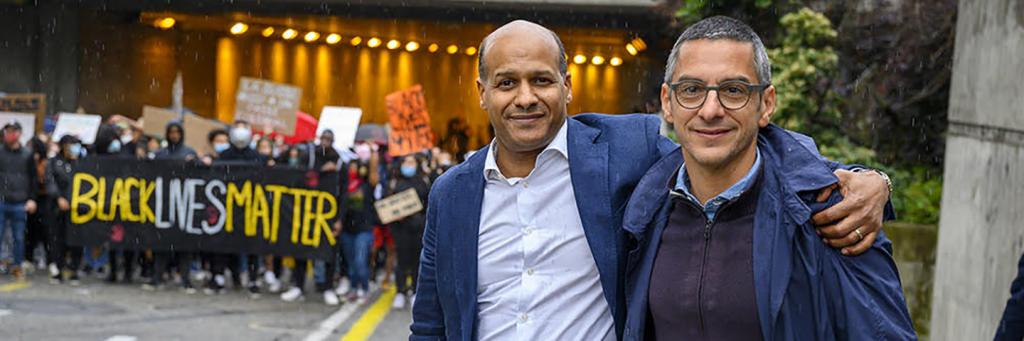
68, 157, 339, 259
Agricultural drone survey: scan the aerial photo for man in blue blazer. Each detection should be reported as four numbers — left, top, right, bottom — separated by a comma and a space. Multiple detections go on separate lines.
410, 20, 894, 340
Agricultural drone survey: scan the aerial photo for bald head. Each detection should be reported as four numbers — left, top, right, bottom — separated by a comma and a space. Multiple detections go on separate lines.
478, 20, 568, 81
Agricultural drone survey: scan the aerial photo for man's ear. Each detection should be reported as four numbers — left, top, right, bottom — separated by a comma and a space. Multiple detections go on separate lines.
660, 83, 674, 124
758, 85, 776, 128
476, 78, 486, 109
564, 73, 573, 104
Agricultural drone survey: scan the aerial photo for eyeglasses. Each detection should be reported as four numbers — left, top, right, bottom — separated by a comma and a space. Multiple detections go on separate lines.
668, 80, 770, 110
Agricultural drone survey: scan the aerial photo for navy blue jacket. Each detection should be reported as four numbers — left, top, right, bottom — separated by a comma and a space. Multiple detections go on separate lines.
410, 114, 676, 340
996, 252, 1024, 340
622, 125, 916, 340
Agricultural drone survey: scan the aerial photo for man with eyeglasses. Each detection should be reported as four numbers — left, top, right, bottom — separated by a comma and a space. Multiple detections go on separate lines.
621, 16, 915, 340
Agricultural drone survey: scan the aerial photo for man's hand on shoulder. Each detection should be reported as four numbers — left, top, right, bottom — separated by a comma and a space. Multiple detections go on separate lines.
811, 169, 891, 256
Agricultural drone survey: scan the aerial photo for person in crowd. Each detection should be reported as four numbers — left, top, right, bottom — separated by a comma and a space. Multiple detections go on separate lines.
145, 121, 199, 294
0, 122, 39, 281
281, 131, 344, 305
93, 124, 139, 284
207, 121, 265, 297
410, 20, 894, 340
201, 128, 230, 164
44, 135, 84, 286
256, 137, 276, 166
337, 142, 379, 304
997, 252, 1024, 341
384, 154, 431, 309
24, 135, 50, 274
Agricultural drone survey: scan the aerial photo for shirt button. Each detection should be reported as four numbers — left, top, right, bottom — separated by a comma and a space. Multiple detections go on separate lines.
519, 313, 529, 323
523, 226, 534, 235
523, 181, 529, 188
526, 268, 535, 276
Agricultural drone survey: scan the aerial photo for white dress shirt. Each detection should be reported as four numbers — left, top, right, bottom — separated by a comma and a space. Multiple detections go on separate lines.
476, 121, 614, 341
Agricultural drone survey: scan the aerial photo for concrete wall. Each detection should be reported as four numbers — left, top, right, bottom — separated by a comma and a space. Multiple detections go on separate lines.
930, 0, 1024, 339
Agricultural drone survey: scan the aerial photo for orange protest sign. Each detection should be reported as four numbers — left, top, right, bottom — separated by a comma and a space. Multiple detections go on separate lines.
385, 85, 435, 157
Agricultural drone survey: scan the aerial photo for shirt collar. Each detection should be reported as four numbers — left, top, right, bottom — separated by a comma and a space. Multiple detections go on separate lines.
675, 148, 762, 207
484, 119, 569, 180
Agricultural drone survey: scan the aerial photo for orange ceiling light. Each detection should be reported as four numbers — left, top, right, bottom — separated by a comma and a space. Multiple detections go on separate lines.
282, 29, 298, 40
229, 22, 248, 35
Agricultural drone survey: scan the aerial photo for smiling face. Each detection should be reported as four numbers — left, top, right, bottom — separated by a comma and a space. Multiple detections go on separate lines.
477, 24, 572, 155
661, 39, 776, 170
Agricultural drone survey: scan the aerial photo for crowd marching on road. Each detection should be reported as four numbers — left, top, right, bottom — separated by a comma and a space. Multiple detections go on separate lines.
0, 117, 451, 311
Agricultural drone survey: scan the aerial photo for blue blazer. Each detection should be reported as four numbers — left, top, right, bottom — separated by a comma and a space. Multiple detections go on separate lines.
410, 114, 677, 340
621, 125, 916, 340
996, 252, 1024, 340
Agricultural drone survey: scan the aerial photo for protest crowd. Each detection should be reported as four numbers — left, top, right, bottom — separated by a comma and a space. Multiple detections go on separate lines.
0, 115, 454, 308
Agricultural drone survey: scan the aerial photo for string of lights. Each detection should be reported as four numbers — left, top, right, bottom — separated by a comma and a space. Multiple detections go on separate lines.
150, 16, 642, 67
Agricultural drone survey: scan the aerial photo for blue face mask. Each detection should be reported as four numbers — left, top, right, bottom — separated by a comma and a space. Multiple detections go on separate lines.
213, 142, 230, 153
400, 165, 417, 178
69, 144, 82, 157
107, 140, 122, 154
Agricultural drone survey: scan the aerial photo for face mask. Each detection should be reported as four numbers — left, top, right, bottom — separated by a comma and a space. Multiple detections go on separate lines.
401, 165, 417, 178
108, 140, 122, 153
229, 127, 252, 149
288, 157, 299, 166
69, 144, 82, 157
213, 142, 230, 153
354, 144, 371, 162
120, 133, 134, 144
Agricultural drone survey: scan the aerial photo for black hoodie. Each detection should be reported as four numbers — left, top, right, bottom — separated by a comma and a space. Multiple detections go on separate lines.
154, 121, 197, 160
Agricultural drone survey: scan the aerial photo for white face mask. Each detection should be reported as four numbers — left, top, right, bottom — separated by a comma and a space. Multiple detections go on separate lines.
230, 127, 252, 149
120, 133, 134, 144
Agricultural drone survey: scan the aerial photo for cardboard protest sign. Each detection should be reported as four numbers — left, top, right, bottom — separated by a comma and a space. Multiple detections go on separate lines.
0, 93, 46, 135
386, 85, 435, 157
0, 112, 36, 145
69, 158, 340, 259
373, 188, 424, 224
317, 106, 362, 151
53, 113, 102, 144
141, 106, 180, 139
234, 77, 301, 135
184, 115, 226, 156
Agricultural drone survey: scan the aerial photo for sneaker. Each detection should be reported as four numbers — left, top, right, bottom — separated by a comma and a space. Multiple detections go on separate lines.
50, 275, 62, 285
68, 277, 81, 287
141, 283, 158, 291
323, 290, 339, 306
21, 261, 35, 274
248, 285, 261, 299
49, 263, 60, 277
183, 287, 198, 295
280, 287, 304, 302
334, 283, 351, 296
356, 289, 368, 305
392, 293, 406, 309
268, 280, 282, 293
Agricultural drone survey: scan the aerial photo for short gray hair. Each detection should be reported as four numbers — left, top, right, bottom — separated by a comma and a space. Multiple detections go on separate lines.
664, 16, 772, 85
478, 22, 568, 81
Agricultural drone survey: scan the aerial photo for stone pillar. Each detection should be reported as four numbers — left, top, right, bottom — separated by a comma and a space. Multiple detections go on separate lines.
930, 0, 1024, 339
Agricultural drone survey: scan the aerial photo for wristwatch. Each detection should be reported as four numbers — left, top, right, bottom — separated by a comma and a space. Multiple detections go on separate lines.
854, 168, 893, 194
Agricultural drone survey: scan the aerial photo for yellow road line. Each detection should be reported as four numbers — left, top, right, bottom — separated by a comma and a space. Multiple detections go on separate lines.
0, 281, 31, 293
340, 287, 397, 341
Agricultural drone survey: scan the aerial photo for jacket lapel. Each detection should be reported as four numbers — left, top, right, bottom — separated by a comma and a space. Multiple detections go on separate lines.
566, 119, 619, 316
449, 146, 488, 339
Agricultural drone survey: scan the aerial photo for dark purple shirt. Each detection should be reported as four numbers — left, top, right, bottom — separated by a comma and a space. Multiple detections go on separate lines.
647, 175, 763, 340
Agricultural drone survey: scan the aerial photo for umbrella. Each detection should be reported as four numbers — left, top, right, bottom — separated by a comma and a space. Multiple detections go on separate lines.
355, 124, 388, 144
